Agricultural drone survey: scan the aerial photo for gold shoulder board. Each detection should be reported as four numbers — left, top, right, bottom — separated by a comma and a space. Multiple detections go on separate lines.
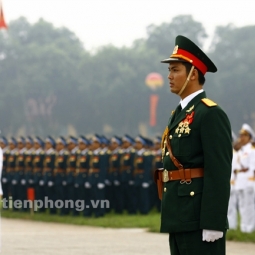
201, 98, 217, 107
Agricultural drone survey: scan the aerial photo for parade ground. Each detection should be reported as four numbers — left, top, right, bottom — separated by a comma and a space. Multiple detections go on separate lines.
0, 218, 255, 255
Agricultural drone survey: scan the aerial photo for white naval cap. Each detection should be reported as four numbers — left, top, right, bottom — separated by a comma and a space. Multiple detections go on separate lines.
239, 123, 255, 140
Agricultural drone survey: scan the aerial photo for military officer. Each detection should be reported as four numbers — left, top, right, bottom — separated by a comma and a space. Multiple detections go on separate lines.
33, 137, 45, 212
7, 137, 18, 210
66, 136, 79, 215
24, 136, 35, 206
87, 135, 107, 217
157, 35, 232, 255
108, 136, 122, 214
119, 134, 136, 214
100, 136, 112, 214
150, 136, 162, 211
54, 136, 69, 215
74, 135, 91, 216
235, 124, 255, 233
0, 137, 10, 209
43, 136, 56, 214
16, 137, 27, 211
133, 135, 152, 214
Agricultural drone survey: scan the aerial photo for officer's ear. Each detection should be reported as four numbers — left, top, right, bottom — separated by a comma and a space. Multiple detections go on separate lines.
190, 68, 199, 81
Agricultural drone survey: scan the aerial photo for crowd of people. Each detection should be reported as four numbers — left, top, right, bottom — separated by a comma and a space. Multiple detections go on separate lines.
0, 134, 162, 217
0, 123, 255, 234
228, 123, 255, 233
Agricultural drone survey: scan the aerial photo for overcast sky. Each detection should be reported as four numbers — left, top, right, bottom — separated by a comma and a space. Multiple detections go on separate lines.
3, 0, 255, 51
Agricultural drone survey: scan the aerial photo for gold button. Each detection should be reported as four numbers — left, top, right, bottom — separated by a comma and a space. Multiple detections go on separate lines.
169, 135, 173, 139
178, 134, 181, 137
164, 187, 167, 192
190, 191, 195, 196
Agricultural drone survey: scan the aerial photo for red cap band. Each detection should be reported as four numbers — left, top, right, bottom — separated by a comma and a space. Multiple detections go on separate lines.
172, 49, 208, 75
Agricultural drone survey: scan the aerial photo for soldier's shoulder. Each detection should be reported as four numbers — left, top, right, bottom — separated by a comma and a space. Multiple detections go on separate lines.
88, 151, 93, 155
201, 98, 217, 107
143, 151, 151, 156
64, 151, 69, 155
40, 151, 45, 155
131, 148, 136, 153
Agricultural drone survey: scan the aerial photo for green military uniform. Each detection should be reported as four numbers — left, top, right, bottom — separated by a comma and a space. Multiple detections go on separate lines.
158, 35, 232, 255
33, 137, 45, 212
1, 137, 10, 209
43, 136, 56, 214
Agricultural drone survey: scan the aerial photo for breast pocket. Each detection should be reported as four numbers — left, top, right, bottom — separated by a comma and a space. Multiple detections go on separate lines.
177, 179, 203, 222
172, 132, 192, 157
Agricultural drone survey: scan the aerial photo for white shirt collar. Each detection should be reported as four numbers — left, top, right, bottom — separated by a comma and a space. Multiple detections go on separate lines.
180, 89, 204, 110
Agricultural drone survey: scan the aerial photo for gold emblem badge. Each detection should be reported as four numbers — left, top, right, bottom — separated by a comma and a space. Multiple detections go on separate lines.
172, 45, 178, 54
163, 169, 169, 182
186, 105, 194, 112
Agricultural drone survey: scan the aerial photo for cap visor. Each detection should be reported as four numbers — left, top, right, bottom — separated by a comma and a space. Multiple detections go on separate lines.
161, 57, 188, 63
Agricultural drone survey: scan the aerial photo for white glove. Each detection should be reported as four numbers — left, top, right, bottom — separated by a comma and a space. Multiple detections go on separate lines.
21, 179, 26, 185
2, 178, 7, 183
142, 182, 149, 188
97, 183, 105, 189
74, 183, 79, 188
29, 179, 34, 184
113, 180, 120, 186
105, 179, 111, 186
128, 180, 134, 185
39, 180, 44, 186
202, 229, 223, 242
12, 180, 17, 185
62, 181, 67, 186
48, 181, 54, 187
85, 182, 91, 189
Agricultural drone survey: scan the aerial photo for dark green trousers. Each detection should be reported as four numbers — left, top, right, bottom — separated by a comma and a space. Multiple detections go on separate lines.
169, 230, 226, 255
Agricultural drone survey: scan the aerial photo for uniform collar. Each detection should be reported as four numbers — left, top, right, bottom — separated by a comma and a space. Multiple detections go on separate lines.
169, 91, 206, 130
180, 89, 204, 109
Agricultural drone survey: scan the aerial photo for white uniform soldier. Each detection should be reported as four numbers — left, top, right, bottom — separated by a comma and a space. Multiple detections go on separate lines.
235, 123, 255, 233
227, 147, 240, 229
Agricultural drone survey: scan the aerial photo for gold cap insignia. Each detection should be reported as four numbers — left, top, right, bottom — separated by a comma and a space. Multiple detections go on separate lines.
172, 45, 178, 54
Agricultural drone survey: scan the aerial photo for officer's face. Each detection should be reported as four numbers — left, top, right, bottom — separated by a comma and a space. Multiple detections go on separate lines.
168, 62, 187, 94
110, 142, 118, 151
92, 141, 100, 150
26, 142, 33, 150
68, 142, 75, 151
78, 142, 86, 151
17, 142, 24, 150
34, 142, 41, 150
45, 141, 52, 150
239, 133, 251, 146
56, 142, 65, 151
122, 141, 130, 149
0, 141, 6, 149
135, 141, 143, 150
9, 142, 15, 150
154, 142, 160, 150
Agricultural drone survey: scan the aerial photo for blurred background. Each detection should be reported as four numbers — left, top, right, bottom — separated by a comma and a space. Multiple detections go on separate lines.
1, 0, 255, 138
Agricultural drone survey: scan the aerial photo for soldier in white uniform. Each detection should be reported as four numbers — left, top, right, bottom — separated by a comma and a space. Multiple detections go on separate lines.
235, 123, 255, 233
227, 144, 240, 229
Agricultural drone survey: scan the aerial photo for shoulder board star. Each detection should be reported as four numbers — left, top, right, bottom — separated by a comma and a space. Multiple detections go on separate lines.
201, 98, 217, 107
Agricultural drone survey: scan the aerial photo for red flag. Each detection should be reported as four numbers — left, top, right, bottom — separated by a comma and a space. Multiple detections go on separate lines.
27, 188, 35, 201
150, 94, 159, 127
0, 1, 7, 29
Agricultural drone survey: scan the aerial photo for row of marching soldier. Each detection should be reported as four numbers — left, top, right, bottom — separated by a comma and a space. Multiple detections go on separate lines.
228, 123, 255, 233
0, 134, 162, 217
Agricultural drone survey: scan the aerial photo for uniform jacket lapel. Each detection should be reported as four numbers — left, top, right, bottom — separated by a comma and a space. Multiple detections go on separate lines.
168, 91, 206, 131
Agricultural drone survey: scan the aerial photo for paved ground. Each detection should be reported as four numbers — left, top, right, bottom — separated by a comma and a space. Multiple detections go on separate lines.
1, 218, 255, 255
